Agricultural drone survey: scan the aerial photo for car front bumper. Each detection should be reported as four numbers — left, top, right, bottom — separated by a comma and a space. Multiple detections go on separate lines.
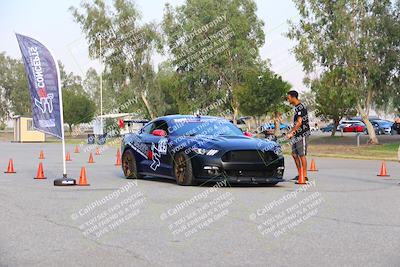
190, 153, 285, 184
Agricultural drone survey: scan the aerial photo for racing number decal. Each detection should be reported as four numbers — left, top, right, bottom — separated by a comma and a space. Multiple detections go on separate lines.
158, 138, 168, 155
150, 138, 168, 171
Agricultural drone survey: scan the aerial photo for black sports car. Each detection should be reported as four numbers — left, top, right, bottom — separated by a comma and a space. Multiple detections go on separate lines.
121, 115, 285, 185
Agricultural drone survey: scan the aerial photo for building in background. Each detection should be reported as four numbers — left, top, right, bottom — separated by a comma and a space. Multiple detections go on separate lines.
13, 116, 45, 142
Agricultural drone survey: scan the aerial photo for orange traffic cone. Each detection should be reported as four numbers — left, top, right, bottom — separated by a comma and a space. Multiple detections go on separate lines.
115, 148, 121, 166
95, 147, 101, 155
39, 150, 45, 160
66, 152, 72, 161
295, 167, 307, 185
74, 146, 79, 153
4, 159, 16, 173
34, 162, 46, 179
88, 153, 95, 163
308, 159, 318, 171
377, 161, 390, 177
77, 167, 90, 186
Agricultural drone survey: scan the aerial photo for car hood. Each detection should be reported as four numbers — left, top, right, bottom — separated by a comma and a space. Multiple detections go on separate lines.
171, 135, 281, 152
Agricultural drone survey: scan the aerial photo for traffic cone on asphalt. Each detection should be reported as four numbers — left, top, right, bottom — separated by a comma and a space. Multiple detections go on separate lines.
88, 153, 95, 163
34, 162, 46, 179
115, 148, 121, 166
77, 167, 90, 186
95, 147, 101, 155
377, 161, 390, 177
295, 167, 307, 185
308, 159, 318, 171
66, 152, 72, 161
4, 159, 16, 174
74, 146, 79, 153
39, 150, 45, 160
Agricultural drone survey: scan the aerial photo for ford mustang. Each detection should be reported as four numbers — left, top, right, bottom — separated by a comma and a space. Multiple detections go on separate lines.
121, 115, 285, 186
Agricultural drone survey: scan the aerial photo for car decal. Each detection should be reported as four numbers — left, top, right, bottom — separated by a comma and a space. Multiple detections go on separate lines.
150, 143, 161, 171
158, 138, 168, 155
128, 142, 148, 159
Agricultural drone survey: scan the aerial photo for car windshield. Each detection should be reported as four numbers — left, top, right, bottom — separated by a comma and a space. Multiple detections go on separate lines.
169, 119, 244, 136
373, 120, 392, 127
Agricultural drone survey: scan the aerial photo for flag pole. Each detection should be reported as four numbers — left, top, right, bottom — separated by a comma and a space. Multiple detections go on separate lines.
100, 36, 103, 136
56, 60, 67, 177
53, 55, 76, 186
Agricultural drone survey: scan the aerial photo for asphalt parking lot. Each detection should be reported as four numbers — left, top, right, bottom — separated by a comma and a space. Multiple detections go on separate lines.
0, 142, 399, 267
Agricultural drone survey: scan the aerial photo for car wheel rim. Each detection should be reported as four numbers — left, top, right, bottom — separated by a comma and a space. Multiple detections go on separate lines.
175, 155, 186, 183
122, 152, 133, 177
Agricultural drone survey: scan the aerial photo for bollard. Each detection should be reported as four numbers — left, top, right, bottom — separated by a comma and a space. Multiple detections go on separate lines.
356, 133, 360, 147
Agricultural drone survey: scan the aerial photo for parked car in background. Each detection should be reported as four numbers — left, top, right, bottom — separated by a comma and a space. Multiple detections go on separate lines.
310, 123, 319, 132
370, 120, 393, 135
392, 118, 400, 134
230, 116, 252, 132
337, 120, 362, 131
259, 123, 290, 136
342, 122, 366, 133
321, 123, 335, 133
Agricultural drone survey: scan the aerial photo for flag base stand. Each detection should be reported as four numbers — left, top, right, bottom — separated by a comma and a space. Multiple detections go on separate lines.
54, 174, 76, 186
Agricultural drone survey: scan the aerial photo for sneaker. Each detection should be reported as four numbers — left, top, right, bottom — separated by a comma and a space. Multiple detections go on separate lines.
292, 176, 309, 181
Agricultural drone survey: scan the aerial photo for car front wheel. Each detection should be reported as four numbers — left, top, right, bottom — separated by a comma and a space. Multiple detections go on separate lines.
173, 152, 195, 186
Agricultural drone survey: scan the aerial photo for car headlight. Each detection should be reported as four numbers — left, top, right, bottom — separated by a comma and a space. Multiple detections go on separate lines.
192, 148, 219, 156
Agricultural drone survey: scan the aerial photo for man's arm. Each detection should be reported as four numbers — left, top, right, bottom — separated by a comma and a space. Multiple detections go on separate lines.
287, 116, 302, 139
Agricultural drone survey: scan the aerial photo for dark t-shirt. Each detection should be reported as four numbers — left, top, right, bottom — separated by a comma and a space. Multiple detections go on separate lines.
293, 103, 310, 137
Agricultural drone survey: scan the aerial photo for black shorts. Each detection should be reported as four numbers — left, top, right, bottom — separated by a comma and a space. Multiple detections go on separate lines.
292, 136, 308, 156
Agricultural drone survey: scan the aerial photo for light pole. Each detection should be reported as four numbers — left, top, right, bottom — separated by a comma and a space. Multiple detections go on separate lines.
99, 35, 103, 135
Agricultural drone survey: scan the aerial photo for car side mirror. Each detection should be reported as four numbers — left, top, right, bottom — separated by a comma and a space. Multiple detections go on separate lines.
243, 131, 253, 137
152, 129, 167, 137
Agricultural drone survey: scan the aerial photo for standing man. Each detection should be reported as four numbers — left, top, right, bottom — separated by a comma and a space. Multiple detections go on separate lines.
286, 90, 311, 181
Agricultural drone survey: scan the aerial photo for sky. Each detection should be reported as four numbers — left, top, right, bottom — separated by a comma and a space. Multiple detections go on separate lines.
0, 0, 306, 91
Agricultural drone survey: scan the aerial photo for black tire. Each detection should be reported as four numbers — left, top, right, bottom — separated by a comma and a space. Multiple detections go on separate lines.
173, 152, 195, 185
122, 149, 143, 179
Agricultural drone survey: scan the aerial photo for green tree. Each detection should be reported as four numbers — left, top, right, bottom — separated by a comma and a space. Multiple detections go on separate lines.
236, 65, 291, 136
83, 68, 101, 113
59, 61, 83, 94
311, 68, 357, 136
288, 0, 399, 144
70, 0, 162, 119
0, 52, 30, 118
153, 62, 180, 116
63, 88, 96, 134
162, 0, 265, 121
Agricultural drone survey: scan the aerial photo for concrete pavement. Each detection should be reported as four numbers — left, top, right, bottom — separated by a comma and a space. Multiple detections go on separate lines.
0, 142, 399, 267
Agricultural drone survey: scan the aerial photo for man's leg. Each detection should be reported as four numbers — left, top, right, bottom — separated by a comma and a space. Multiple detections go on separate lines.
292, 140, 301, 178
298, 136, 308, 179
299, 155, 307, 179
292, 153, 301, 174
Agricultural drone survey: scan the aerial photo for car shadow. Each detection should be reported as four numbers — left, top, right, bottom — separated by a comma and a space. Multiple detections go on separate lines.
119, 173, 286, 188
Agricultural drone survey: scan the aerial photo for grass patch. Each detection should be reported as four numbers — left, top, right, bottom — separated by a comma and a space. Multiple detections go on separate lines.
282, 143, 399, 161
364, 143, 399, 152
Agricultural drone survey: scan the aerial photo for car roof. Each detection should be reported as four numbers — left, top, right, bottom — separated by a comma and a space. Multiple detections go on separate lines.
340, 120, 361, 123
373, 120, 392, 124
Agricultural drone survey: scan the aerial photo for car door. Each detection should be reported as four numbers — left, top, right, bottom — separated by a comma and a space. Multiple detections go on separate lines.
133, 122, 155, 173
140, 120, 172, 177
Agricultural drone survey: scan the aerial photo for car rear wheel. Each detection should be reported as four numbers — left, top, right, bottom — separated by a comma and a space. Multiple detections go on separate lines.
173, 152, 195, 185
122, 149, 143, 179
